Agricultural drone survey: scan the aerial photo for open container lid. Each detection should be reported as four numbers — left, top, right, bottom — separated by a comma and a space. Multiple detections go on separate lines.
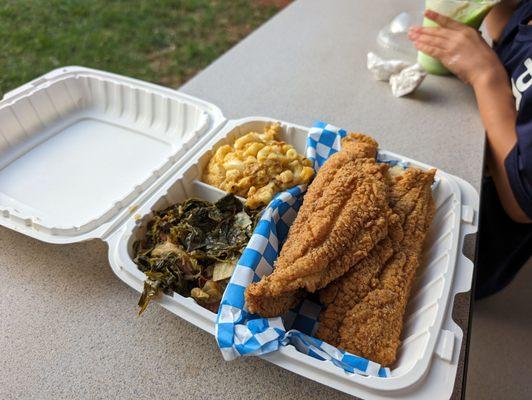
0, 67, 225, 243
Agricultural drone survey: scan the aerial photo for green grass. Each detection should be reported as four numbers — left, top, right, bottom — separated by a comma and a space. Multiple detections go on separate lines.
0, 0, 281, 96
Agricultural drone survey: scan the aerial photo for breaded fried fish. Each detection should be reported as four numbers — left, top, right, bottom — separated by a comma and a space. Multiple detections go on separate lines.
245, 134, 391, 317
315, 210, 402, 346
337, 167, 436, 367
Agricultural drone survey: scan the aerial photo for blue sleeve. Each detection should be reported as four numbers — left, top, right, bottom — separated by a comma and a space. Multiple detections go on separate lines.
496, 1, 528, 46
504, 95, 532, 219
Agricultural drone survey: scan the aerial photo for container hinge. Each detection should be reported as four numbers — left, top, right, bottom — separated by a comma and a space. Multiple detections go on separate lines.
461, 205, 475, 224
435, 329, 455, 362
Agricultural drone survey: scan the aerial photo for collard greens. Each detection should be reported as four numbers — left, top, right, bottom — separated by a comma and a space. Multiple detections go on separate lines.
134, 194, 260, 314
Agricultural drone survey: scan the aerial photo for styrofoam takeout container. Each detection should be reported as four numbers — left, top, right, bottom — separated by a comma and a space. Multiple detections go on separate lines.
0, 67, 478, 400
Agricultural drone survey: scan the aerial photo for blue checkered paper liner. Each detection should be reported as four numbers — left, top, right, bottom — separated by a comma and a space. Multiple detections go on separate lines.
215, 121, 391, 378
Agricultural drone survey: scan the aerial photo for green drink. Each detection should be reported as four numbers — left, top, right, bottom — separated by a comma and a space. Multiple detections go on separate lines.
418, 0, 500, 75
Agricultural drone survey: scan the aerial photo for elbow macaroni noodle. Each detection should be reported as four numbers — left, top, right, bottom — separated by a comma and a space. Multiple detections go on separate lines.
203, 123, 314, 208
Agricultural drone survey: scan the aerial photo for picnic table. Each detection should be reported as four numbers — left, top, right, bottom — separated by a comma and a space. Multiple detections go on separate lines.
0, 0, 482, 399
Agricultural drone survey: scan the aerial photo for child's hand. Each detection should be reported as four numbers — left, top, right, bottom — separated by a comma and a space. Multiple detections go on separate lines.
408, 10, 506, 87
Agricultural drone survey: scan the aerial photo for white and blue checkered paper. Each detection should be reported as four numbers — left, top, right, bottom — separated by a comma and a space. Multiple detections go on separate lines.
215, 121, 391, 378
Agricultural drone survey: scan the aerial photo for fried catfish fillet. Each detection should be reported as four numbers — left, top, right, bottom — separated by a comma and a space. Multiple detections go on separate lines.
245, 134, 390, 317
315, 210, 402, 346
337, 167, 436, 367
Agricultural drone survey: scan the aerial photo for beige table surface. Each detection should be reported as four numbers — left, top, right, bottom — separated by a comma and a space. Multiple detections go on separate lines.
0, 0, 484, 399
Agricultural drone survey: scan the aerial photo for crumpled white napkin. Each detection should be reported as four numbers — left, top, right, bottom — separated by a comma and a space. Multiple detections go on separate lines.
367, 52, 427, 97
367, 52, 410, 81
389, 64, 427, 97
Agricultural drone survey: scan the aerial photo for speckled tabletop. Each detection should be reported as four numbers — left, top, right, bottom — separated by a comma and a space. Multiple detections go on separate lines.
0, 0, 484, 399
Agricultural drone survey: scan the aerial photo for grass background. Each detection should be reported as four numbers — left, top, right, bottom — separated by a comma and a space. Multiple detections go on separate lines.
0, 0, 283, 97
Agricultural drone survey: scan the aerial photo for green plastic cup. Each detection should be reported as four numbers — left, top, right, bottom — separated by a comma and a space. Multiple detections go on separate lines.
418, 0, 500, 75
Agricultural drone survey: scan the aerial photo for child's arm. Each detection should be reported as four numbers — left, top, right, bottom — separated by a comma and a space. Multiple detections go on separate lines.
409, 10, 532, 223
474, 66, 531, 223
485, 0, 520, 42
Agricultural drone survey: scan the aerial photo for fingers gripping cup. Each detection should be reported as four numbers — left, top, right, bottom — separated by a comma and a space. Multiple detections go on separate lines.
418, 0, 500, 75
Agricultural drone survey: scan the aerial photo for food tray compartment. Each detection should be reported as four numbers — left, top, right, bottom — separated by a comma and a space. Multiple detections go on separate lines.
0, 67, 223, 242
108, 118, 309, 333
265, 169, 477, 400
107, 117, 473, 398
109, 178, 228, 333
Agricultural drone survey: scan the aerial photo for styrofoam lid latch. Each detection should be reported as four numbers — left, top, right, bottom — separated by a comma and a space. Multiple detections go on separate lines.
461, 205, 475, 224
434, 329, 455, 362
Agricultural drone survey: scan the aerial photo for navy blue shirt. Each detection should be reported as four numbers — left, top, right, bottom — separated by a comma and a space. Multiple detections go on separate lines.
495, 0, 532, 218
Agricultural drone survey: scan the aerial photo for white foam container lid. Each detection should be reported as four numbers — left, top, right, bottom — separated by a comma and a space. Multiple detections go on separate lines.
0, 67, 478, 400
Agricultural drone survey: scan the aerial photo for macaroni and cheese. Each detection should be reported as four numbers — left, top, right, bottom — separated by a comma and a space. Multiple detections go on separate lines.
202, 123, 314, 208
